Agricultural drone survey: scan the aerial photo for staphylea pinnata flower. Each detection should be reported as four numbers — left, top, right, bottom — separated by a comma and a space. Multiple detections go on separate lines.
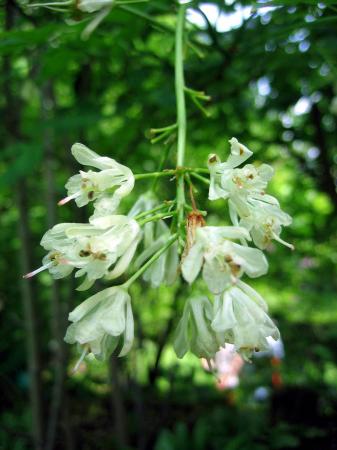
182, 225, 268, 294
235, 197, 293, 250
23, 223, 76, 280
173, 296, 224, 360
59, 143, 134, 218
211, 280, 280, 361
24, 216, 141, 290
64, 286, 133, 360
208, 137, 293, 249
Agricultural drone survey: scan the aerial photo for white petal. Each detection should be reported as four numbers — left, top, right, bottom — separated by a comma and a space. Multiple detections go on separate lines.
144, 252, 166, 287
107, 235, 141, 280
211, 290, 237, 333
181, 242, 204, 284
71, 143, 116, 170
165, 241, 179, 285
100, 290, 128, 336
78, 0, 113, 13
258, 164, 274, 182
226, 137, 253, 168
236, 280, 268, 312
119, 298, 134, 356
91, 194, 121, 219
173, 301, 191, 358
202, 257, 231, 294
68, 286, 115, 322
231, 243, 269, 278
89, 214, 129, 229
199, 226, 251, 242
76, 277, 95, 291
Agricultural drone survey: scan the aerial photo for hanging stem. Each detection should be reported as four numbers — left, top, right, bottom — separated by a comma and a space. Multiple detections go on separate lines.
190, 172, 210, 185
175, 4, 187, 242
133, 201, 175, 220
137, 211, 176, 226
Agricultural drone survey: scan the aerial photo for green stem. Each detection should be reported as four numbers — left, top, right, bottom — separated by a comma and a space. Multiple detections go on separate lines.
190, 172, 210, 185
151, 123, 177, 134
150, 129, 173, 144
151, 142, 175, 192
123, 234, 178, 289
118, 5, 173, 33
175, 4, 187, 240
134, 168, 209, 180
134, 170, 175, 180
138, 211, 176, 226
184, 204, 207, 216
193, 168, 209, 174
133, 201, 175, 220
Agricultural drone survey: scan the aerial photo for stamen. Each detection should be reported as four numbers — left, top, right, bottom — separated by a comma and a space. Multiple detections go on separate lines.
72, 345, 89, 374
58, 192, 81, 206
23, 261, 53, 279
272, 232, 295, 250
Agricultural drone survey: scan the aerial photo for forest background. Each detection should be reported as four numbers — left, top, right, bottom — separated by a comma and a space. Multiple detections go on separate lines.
1, 1, 337, 449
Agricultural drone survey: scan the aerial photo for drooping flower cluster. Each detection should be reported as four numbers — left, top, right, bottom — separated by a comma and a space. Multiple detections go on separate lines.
25, 137, 293, 368
174, 138, 292, 362
24, 144, 172, 363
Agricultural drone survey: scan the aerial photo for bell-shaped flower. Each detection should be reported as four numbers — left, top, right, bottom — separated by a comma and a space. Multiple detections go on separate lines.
173, 297, 224, 359
59, 143, 134, 217
23, 223, 78, 280
211, 280, 280, 361
238, 198, 293, 250
67, 215, 141, 287
129, 194, 179, 287
181, 226, 268, 294
24, 216, 141, 289
208, 137, 253, 201
64, 286, 133, 360
208, 138, 274, 217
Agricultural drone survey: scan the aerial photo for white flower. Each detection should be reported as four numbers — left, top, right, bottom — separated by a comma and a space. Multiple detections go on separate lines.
173, 297, 224, 359
78, 0, 114, 13
208, 137, 253, 202
64, 286, 133, 360
211, 280, 280, 361
24, 216, 141, 288
208, 138, 273, 215
23, 223, 77, 280
59, 143, 134, 217
181, 226, 268, 294
238, 198, 293, 250
69, 215, 141, 285
208, 137, 293, 249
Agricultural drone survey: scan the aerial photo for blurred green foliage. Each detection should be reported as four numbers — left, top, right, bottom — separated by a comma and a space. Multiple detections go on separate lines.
1, 1, 337, 449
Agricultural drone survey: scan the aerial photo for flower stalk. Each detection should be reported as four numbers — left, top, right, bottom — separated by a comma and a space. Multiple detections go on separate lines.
175, 4, 188, 242
137, 211, 176, 226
